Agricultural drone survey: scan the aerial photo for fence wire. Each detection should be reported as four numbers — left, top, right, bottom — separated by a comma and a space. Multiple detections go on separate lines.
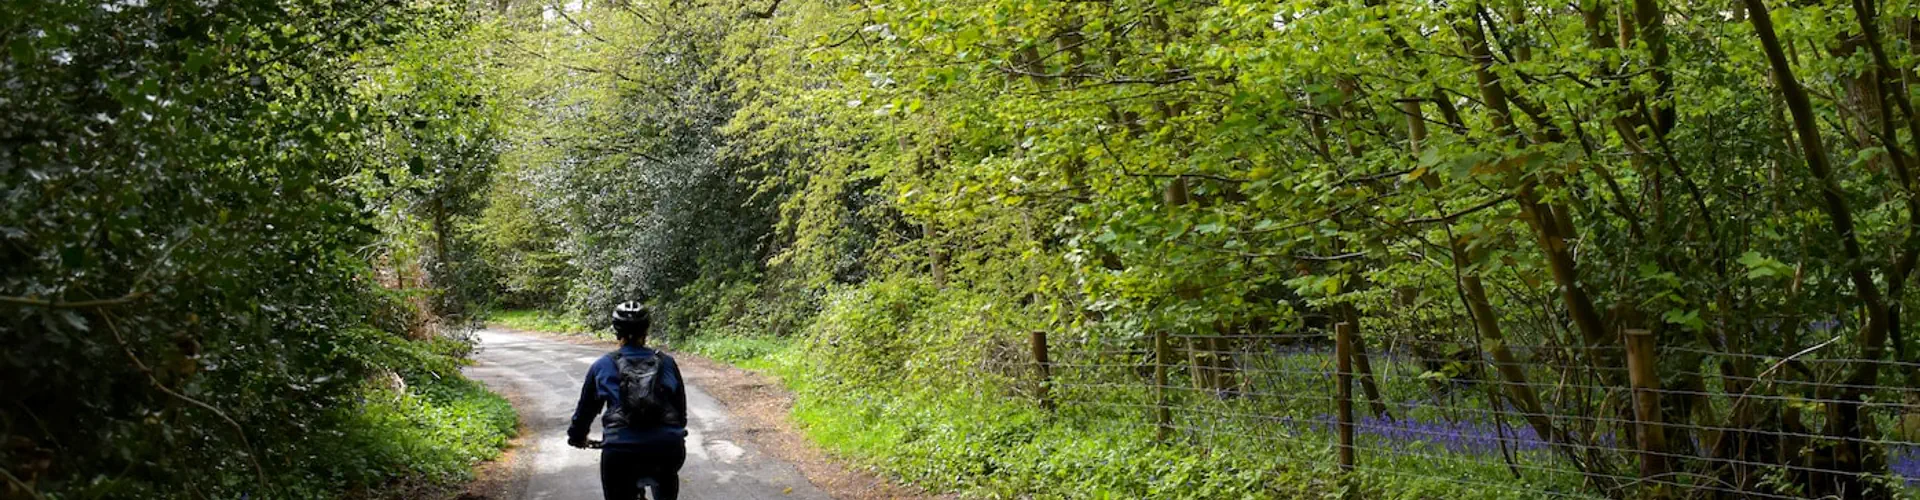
1020, 320, 1920, 499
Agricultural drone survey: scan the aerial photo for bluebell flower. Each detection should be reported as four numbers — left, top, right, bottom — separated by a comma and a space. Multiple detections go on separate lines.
1892, 446, 1919, 486
1295, 413, 1557, 455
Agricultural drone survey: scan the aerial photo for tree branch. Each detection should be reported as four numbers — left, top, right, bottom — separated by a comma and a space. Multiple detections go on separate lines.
1118, 171, 1248, 184
1296, 252, 1367, 262
0, 466, 46, 500
1334, 168, 1415, 187
997, 65, 1194, 87
0, 292, 149, 309
1403, 195, 1512, 225
230, 0, 399, 83
101, 313, 275, 497
550, 2, 609, 44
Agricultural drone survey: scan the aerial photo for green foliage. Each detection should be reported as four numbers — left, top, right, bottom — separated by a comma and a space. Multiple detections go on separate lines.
490, 308, 596, 336
732, 281, 1547, 499
346, 16, 512, 321
794, 278, 1043, 392
293, 332, 517, 496
477, 0, 1920, 496
663, 334, 791, 367
785, 386, 1315, 500
474, 172, 576, 309
2, 0, 515, 496
473, 1, 782, 328
654, 267, 819, 342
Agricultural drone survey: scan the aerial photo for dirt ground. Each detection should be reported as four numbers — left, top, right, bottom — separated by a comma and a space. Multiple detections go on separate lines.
454, 328, 944, 500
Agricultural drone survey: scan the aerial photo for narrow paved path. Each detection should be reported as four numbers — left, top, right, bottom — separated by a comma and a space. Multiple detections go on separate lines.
464, 328, 831, 500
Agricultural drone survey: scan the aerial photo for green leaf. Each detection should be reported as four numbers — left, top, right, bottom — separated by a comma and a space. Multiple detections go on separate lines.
185, 47, 211, 73
1738, 251, 1791, 279
59, 310, 89, 332
1663, 309, 1705, 331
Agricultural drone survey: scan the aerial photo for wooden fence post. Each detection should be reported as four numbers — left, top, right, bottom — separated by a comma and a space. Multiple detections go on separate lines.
1154, 330, 1172, 442
1624, 328, 1669, 490
1031, 330, 1054, 412
1335, 322, 1356, 472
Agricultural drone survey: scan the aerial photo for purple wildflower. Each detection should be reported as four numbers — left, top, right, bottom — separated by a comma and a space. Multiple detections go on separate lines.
1280, 414, 1557, 455
1892, 446, 1919, 486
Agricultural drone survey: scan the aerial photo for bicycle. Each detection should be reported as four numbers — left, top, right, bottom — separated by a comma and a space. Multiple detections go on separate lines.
578, 440, 664, 499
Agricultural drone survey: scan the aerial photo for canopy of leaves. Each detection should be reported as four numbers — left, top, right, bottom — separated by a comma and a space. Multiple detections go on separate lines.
478, 0, 1920, 496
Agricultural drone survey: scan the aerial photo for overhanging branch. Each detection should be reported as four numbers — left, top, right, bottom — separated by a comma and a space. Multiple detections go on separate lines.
0, 292, 150, 309
1402, 194, 1512, 225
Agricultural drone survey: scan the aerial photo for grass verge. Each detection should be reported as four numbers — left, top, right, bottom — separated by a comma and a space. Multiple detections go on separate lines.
490, 309, 595, 336
519, 298, 1571, 498
661, 333, 788, 367
667, 333, 1337, 499
291, 335, 520, 499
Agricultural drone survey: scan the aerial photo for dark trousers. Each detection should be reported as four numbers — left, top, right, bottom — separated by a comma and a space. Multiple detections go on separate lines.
600, 442, 686, 500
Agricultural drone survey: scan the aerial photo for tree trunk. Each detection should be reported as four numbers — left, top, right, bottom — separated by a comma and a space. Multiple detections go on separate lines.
1339, 304, 1390, 419
1744, 0, 1893, 492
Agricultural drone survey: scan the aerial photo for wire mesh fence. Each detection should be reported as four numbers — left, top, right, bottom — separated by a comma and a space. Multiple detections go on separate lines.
1020, 316, 1920, 499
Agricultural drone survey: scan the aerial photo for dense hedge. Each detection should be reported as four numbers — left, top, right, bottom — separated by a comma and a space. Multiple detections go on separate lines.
2, 0, 512, 497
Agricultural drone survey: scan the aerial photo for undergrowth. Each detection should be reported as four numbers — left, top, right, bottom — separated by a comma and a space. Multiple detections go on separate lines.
679, 333, 1335, 499
281, 334, 519, 499
490, 309, 597, 336
511, 279, 1594, 498
662, 333, 788, 366
662, 278, 1596, 500
50, 331, 523, 499
644, 279, 1310, 499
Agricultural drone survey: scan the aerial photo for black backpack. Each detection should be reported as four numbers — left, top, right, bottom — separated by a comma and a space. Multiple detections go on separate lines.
606, 351, 685, 429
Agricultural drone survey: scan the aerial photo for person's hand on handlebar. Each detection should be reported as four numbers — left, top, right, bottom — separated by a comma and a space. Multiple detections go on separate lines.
569, 437, 603, 449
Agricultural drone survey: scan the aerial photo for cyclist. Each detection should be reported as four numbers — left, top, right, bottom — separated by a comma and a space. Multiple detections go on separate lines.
568, 301, 690, 500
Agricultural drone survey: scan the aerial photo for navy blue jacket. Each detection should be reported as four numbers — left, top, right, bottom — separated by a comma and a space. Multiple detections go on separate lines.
568, 345, 690, 449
